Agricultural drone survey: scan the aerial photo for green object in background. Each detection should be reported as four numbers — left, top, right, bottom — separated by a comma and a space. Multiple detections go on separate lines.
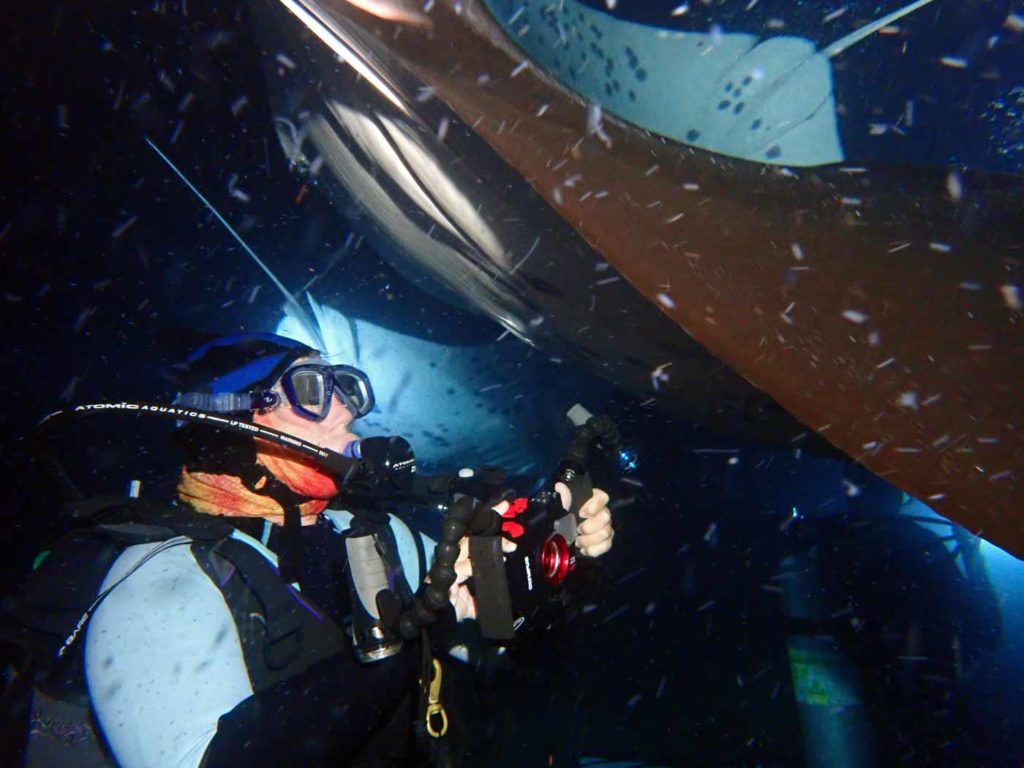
787, 640, 862, 708
32, 550, 50, 571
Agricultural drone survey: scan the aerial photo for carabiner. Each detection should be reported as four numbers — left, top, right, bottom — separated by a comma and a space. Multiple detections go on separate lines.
425, 658, 448, 738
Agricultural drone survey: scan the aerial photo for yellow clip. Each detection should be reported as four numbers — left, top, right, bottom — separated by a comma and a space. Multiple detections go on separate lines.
425, 658, 448, 738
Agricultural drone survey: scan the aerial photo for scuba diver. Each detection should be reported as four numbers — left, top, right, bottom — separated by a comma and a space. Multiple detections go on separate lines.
2, 332, 616, 768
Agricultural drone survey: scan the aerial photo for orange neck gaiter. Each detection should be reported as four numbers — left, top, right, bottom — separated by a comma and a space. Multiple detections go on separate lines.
253, 440, 341, 500
177, 468, 329, 526
177, 443, 339, 527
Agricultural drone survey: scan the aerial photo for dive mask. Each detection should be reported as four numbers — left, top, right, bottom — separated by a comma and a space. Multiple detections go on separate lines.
176, 363, 375, 420
275, 363, 375, 421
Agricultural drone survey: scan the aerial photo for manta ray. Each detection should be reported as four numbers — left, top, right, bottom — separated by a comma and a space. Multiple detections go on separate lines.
248, 0, 1024, 558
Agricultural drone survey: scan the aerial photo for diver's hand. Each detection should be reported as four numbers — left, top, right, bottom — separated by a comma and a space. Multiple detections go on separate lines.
554, 484, 614, 558
449, 500, 518, 622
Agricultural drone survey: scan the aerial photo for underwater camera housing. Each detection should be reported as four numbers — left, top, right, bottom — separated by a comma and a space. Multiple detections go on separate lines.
466, 404, 623, 641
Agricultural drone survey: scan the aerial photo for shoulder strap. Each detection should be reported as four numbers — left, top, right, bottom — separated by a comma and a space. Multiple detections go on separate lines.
190, 537, 348, 693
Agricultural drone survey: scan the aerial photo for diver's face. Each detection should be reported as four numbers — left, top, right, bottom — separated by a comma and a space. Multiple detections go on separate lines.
252, 356, 359, 453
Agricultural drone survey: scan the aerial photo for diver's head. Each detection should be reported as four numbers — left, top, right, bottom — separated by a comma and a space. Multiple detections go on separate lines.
173, 332, 374, 430
171, 331, 375, 522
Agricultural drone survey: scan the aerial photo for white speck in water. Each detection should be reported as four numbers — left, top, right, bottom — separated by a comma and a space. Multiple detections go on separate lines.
780, 306, 795, 325
959, 281, 982, 291
227, 174, 251, 203
602, 605, 629, 624
940, 56, 968, 69
157, 70, 176, 93
671, 4, 689, 17
275, 53, 297, 70
657, 292, 676, 309
946, 171, 964, 202
898, 391, 919, 409
710, 23, 724, 46
650, 362, 672, 391
61, 374, 81, 402
929, 242, 952, 253
112, 215, 139, 239
73, 307, 97, 333
586, 101, 613, 148
536, 103, 549, 117
510, 60, 529, 78
843, 479, 861, 497
437, 116, 450, 142
1005, 13, 1024, 32
1000, 284, 1022, 311
842, 309, 868, 324
823, 7, 847, 23
791, 243, 805, 261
